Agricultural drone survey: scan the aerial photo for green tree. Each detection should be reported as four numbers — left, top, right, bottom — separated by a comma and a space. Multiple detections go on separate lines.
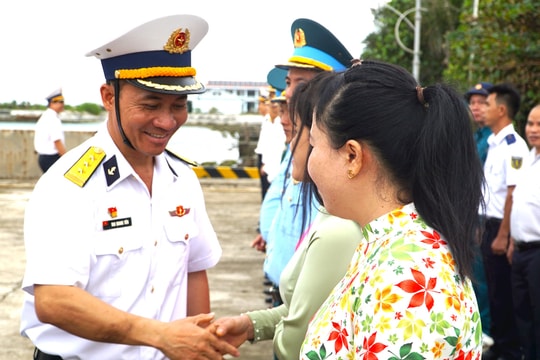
445, 0, 540, 132
75, 103, 104, 116
361, 0, 539, 134
361, 0, 464, 85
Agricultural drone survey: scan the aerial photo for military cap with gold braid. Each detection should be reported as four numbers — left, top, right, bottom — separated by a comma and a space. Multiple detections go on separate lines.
276, 18, 353, 72
46, 88, 64, 104
86, 14, 208, 95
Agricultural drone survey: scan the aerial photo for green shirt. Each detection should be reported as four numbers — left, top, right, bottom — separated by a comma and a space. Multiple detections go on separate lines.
247, 209, 362, 359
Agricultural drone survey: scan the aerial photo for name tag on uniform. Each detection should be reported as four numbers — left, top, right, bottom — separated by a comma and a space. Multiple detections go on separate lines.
102, 217, 132, 230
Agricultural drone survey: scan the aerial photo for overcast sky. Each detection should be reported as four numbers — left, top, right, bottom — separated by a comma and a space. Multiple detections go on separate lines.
1, 0, 389, 105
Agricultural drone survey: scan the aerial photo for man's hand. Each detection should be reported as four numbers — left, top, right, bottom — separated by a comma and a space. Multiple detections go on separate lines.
34, 286, 239, 359
251, 233, 266, 252
507, 238, 515, 264
158, 314, 240, 360
491, 234, 509, 256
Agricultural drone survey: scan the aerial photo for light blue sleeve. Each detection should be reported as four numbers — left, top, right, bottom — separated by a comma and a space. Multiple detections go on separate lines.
259, 148, 291, 241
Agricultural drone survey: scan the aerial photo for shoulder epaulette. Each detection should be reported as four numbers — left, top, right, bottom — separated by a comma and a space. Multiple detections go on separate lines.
64, 146, 106, 187
165, 149, 199, 167
505, 134, 516, 145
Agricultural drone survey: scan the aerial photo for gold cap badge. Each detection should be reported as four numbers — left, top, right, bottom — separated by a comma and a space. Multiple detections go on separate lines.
294, 28, 306, 48
164, 28, 190, 54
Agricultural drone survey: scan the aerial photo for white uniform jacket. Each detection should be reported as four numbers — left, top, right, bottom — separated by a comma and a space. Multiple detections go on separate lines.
20, 128, 221, 359
482, 123, 529, 219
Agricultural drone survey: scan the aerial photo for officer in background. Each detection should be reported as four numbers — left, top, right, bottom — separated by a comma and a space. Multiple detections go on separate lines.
33, 88, 67, 173
20, 15, 238, 360
465, 81, 494, 350
480, 83, 529, 360
510, 104, 540, 360
253, 67, 289, 304
255, 92, 270, 200
259, 18, 354, 308
254, 80, 285, 202
466, 82, 493, 166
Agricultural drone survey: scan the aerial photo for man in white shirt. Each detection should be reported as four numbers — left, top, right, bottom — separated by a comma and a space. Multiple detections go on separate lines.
33, 88, 66, 172
254, 83, 286, 201
20, 14, 238, 360
509, 104, 540, 360
480, 83, 529, 360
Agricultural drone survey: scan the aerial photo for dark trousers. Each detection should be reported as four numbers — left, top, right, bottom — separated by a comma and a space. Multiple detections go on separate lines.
38, 154, 60, 173
511, 246, 540, 360
257, 154, 270, 202
472, 241, 491, 335
481, 218, 521, 359
264, 282, 283, 308
33, 348, 62, 360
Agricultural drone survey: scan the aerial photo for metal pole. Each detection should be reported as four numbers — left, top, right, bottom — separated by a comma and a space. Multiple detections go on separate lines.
413, 0, 422, 82
383, 2, 425, 80
468, 0, 480, 82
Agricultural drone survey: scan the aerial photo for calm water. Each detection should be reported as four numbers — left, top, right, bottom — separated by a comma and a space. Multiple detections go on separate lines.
0, 121, 240, 165
169, 125, 239, 165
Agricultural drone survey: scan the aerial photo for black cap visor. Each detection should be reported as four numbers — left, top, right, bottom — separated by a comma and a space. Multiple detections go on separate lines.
127, 76, 206, 95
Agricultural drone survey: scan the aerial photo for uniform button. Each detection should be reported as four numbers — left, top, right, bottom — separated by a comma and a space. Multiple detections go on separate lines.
154, 240, 158, 246
151, 286, 155, 293
288, 197, 292, 202
184, 234, 189, 240
118, 247, 124, 254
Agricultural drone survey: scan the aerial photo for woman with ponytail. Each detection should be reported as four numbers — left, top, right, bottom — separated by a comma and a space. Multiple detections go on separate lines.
301, 60, 484, 359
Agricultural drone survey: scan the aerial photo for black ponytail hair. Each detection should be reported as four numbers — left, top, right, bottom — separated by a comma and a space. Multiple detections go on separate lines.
315, 60, 485, 279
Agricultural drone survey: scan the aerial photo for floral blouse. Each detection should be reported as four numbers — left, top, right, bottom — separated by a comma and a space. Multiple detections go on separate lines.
300, 203, 482, 359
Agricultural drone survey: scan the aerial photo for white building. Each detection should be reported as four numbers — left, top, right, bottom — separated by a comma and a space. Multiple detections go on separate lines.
190, 80, 268, 115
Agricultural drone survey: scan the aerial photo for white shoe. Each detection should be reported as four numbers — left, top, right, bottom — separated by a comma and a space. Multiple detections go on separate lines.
482, 333, 494, 351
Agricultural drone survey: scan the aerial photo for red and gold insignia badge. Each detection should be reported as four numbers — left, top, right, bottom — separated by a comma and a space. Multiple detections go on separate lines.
164, 28, 190, 54
108, 207, 118, 218
294, 28, 306, 48
176, 205, 186, 216
169, 205, 191, 217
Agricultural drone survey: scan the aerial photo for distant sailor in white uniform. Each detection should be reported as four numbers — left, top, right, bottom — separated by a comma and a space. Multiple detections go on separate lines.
33, 88, 66, 172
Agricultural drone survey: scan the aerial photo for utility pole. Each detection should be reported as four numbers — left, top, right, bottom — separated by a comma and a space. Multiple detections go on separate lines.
468, 0, 480, 83
413, 0, 422, 82
383, 1, 425, 82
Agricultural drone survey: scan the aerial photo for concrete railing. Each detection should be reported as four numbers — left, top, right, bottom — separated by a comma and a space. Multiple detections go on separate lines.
1, 127, 261, 180
0, 129, 96, 180
1, 112, 262, 180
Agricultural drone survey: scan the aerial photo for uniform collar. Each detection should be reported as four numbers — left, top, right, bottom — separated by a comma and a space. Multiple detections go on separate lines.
476, 126, 492, 136
96, 130, 133, 189
97, 129, 176, 190
532, 148, 540, 165
488, 123, 515, 146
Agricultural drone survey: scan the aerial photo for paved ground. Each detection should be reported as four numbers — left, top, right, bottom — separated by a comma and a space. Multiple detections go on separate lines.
0, 178, 274, 359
